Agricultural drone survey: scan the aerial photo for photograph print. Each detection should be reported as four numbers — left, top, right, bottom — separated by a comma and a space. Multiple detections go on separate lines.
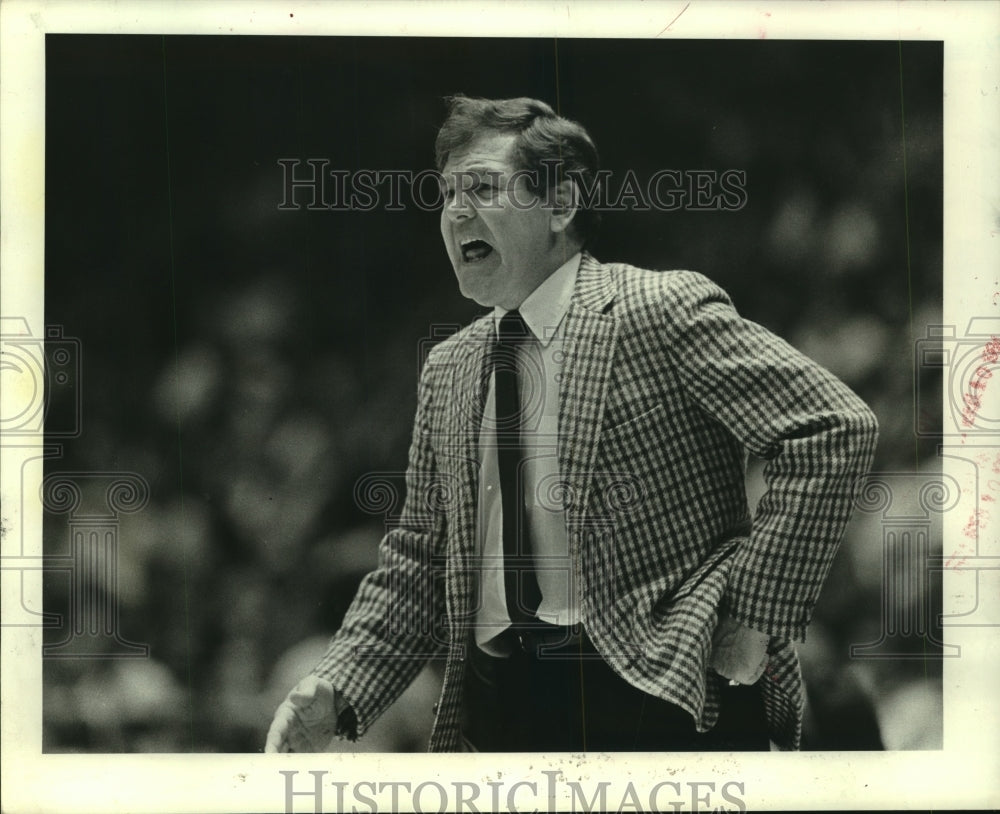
35, 33, 945, 761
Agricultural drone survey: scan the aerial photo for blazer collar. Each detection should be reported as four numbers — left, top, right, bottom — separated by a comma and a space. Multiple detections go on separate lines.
573, 250, 618, 313
558, 251, 619, 540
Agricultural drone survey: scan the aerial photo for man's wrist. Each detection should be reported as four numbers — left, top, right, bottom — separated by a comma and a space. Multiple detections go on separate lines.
329, 686, 358, 741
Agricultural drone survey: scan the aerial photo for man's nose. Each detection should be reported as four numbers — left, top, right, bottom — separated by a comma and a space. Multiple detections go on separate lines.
443, 192, 474, 222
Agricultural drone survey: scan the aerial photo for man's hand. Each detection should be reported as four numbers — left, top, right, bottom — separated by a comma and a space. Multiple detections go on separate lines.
264, 675, 341, 753
710, 613, 770, 685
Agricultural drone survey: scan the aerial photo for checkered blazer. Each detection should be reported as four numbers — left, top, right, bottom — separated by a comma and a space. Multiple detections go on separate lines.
313, 252, 878, 750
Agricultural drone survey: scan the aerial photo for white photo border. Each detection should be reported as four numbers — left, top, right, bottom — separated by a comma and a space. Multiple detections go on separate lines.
2, 1, 998, 811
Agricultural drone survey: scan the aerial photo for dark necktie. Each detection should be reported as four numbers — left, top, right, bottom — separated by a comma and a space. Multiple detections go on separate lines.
493, 310, 542, 626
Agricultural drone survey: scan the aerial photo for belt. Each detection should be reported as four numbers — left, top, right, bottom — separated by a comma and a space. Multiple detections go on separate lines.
495, 622, 589, 658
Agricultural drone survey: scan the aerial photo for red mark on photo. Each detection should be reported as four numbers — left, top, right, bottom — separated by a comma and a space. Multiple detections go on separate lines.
962, 509, 985, 540
958, 477, 1000, 553
959, 335, 1000, 429
946, 540, 970, 568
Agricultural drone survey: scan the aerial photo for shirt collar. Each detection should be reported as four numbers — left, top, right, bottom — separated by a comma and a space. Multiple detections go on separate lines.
493, 251, 581, 348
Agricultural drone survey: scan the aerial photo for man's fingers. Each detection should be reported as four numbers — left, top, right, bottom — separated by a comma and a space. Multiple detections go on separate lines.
266, 702, 314, 753
264, 705, 295, 753
265, 704, 328, 753
289, 676, 335, 710
265, 735, 291, 754
288, 675, 320, 705
264, 723, 287, 753
266, 678, 338, 753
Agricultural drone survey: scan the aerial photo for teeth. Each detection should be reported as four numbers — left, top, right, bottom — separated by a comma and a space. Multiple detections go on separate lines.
459, 237, 493, 264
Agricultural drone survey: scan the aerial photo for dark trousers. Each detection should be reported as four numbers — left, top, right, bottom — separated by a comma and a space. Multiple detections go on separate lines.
461, 628, 770, 752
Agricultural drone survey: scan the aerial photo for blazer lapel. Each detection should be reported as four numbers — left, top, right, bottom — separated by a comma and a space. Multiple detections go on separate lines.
444, 317, 493, 565
559, 252, 618, 537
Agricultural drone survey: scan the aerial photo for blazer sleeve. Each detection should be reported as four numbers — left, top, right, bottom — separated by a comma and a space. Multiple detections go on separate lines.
310, 353, 447, 739
658, 271, 878, 642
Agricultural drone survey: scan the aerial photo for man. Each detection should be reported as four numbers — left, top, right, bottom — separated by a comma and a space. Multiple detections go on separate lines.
265, 95, 878, 753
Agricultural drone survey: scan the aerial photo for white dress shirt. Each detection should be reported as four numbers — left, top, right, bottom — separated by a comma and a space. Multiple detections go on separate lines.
474, 252, 582, 653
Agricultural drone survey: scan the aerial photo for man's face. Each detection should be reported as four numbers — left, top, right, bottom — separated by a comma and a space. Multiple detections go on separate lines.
439, 132, 567, 310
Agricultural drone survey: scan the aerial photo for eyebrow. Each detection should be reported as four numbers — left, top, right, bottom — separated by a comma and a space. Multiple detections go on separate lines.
440, 167, 509, 192
443, 164, 507, 178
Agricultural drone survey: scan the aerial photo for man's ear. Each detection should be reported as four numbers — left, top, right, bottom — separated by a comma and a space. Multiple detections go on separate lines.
548, 178, 580, 235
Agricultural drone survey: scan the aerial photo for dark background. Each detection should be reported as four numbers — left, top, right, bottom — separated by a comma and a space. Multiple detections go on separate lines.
42, 35, 943, 752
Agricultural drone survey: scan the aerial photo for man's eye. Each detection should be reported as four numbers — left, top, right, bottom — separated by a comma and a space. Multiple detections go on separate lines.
439, 179, 499, 205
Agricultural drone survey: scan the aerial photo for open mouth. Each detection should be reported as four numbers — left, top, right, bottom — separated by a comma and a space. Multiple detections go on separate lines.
460, 238, 495, 263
